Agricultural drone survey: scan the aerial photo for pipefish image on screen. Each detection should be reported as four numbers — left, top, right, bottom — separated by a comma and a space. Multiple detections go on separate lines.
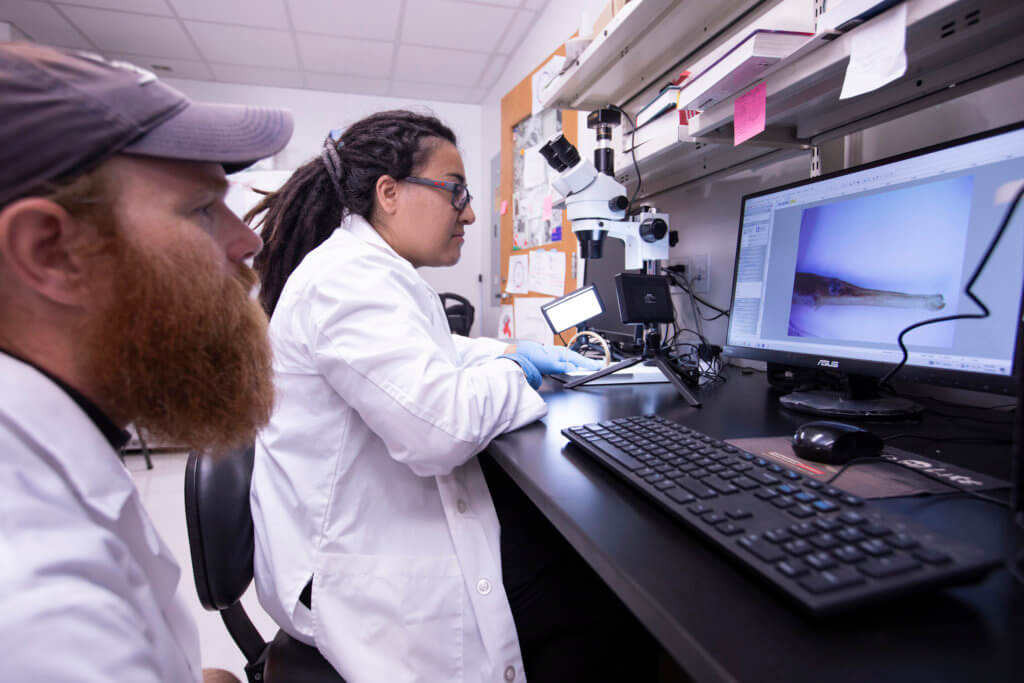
787, 174, 974, 346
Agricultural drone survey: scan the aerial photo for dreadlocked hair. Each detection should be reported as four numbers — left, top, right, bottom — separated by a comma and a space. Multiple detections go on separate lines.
247, 110, 457, 316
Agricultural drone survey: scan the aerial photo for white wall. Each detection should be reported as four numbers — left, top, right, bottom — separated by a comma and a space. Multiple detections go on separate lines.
165, 77, 487, 335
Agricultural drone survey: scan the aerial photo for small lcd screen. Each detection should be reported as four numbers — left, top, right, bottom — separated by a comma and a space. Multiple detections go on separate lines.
542, 285, 604, 333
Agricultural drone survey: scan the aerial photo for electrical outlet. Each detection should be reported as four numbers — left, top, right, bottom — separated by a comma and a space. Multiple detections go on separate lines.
687, 253, 710, 294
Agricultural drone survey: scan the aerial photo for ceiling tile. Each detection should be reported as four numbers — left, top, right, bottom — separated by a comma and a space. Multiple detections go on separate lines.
60, 5, 200, 58
450, 0, 520, 6
305, 71, 391, 96
296, 33, 393, 79
497, 10, 534, 55
185, 21, 299, 68
0, 1, 93, 49
523, 0, 547, 10
57, 0, 173, 15
210, 62, 305, 89
389, 79, 477, 104
104, 51, 214, 80
401, 0, 513, 54
287, 0, 401, 41
393, 44, 485, 87
478, 54, 508, 88
167, 0, 289, 29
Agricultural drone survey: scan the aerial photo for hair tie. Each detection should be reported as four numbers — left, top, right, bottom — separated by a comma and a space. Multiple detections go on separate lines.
321, 134, 345, 202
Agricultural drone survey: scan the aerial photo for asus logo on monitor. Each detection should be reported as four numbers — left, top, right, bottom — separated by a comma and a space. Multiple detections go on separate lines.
817, 359, 839, 368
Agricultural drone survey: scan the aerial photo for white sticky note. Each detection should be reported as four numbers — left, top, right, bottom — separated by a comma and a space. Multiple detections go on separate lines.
840, 3, 908, 100
514, 296, 555, 344
523, 145, 548, 189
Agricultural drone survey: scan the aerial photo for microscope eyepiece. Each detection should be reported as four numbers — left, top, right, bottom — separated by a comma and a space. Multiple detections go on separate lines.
540, 134, 580, 171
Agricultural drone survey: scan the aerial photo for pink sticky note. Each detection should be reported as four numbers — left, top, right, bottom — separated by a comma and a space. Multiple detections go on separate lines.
500, 199, 508, 215
734, 82, 767, 146
542, 195, 553, 221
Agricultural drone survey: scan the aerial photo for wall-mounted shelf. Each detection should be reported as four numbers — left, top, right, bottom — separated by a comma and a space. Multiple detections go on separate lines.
540, 0, 786, 112
689, 0, 1024, 145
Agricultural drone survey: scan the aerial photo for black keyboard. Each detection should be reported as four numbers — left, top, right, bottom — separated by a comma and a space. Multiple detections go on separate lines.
562, 414, 1001, 614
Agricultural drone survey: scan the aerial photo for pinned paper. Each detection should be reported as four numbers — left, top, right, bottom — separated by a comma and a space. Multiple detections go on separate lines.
734, 82, 766, 145
528, 250, 566, 297
541, 194, 553, 221
514, 296, 556, 344
523, 145, 548, 188
506, 254, 529, 294
499, 199, 508, 215
497, 304, 515, 340
840, 3, 908, 100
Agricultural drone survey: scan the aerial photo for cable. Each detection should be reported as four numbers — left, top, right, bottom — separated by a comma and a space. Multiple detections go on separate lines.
663, 268, 731, 318
567, 330, 612, 366
605, 104, 642, 215
557, 331, 568, 346
879, 184, 1024, 388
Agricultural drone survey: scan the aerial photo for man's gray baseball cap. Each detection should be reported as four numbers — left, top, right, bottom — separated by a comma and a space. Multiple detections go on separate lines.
0, 42, 294, 206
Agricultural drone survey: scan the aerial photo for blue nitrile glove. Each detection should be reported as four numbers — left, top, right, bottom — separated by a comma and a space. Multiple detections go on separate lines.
513, 340, 604, 375
499, 353, 542, 389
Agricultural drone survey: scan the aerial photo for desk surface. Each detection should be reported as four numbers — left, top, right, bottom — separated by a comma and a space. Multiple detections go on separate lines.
487, 371, 1023, 683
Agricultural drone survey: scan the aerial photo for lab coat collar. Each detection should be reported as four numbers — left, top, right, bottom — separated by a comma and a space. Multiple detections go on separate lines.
0, 353, 135, 522
343, 213, 417, 274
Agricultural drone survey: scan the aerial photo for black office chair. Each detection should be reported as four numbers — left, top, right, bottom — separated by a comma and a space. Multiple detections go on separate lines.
439, 292, 475, 336
184, 445, 345, 683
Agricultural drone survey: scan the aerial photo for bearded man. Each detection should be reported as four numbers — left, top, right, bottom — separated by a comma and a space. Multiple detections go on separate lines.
0, 43, 292, 682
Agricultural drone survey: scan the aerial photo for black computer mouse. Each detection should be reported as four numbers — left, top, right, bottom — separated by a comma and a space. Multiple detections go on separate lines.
791, 420, 884, 465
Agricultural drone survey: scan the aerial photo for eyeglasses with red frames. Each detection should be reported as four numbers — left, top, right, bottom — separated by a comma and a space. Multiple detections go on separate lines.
403, 176, 472, 212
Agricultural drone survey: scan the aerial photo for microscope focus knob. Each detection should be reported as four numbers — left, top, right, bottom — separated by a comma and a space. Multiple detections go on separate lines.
608, 196, 629, 212
639, 217, 668, 243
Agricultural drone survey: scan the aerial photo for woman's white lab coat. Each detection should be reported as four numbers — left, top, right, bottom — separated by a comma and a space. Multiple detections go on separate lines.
0, 354, 201, 682
251, 215, 548, 683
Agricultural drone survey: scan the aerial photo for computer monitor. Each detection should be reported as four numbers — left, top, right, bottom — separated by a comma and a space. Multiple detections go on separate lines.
582, 237, 642, 350
724, 122, 1024, 417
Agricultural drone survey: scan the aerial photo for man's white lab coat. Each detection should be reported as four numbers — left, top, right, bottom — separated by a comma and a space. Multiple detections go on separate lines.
0, 353, 201, 682
251, 215, 548, 682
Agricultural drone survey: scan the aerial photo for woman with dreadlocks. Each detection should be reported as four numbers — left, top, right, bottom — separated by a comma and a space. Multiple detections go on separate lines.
247, 111, 654, 683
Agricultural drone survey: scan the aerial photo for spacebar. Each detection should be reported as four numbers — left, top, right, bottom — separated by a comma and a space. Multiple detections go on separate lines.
589, 439, 645, 471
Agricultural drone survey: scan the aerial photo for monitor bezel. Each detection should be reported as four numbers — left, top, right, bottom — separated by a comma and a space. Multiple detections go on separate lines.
723, 121, 1024, 396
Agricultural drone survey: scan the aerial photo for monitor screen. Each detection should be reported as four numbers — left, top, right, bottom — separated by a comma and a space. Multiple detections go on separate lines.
724, 123, 1024, 395
583, 237, 642, 347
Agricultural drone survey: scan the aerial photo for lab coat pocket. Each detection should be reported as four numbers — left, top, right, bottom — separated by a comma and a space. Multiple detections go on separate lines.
311, 552, 464, 683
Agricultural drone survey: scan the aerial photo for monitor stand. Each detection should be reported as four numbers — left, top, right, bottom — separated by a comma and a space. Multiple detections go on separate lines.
564, 325, 702, 407
778, 373, 922, 419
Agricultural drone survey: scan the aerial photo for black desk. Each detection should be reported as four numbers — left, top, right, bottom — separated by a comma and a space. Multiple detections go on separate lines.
487, 371, 1023, 683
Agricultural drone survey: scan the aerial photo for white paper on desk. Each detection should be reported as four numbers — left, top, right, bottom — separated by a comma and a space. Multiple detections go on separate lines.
522, 145, 548, 189
506, 254, 530, 294
514, 296, 554, 344
840, 3, 907, 100
528, 250, 566, 297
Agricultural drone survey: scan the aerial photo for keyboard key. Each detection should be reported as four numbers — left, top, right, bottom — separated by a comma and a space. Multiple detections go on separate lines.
782, 471, 802, 481
886, 533, 919, 550
767, 464, 784, 473
754, 488, 779, 500
717, 522, 744, 536
776, 484, 797, 495
783, 539, 813, 556
703, 513, 727, 525
789, 504, 816, 519
834, 545, 866, 563
590, 439, 645, 471
804, 481, 824, 490
805, 551, 838, 571
703, 476, 740, 495
643, 473, 665, 483
734, 476, 759, 490
678, 480, 718, 499
789, 522, 817, 538
663, 487, 695, 505
799, 567, 865, 594
763, 529, 793, 544
794, 492, 818, 503
739, 535, 786, 563
688, 503, 713, 515
812, 500, 839, 513
810, 533, 840, 550
770, 495, 795, 509
748, 471, 781, 485
654, 479, 675, 490
814, 517, 842, 532
859, 554, 921, 579
635, 467, 654, 477
777, 559, 809, 578
861, 523, 892, 538
841, 495, 864, 506
859, 539, 892, 557
822, 487, 844, 498
839, 511, 867, 525
726, 508, 752, 520
837, 527, 865, 543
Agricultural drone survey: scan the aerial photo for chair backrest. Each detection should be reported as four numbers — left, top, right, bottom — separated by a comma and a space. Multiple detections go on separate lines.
439, 292, 475, 336
184, 445, 267, 666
